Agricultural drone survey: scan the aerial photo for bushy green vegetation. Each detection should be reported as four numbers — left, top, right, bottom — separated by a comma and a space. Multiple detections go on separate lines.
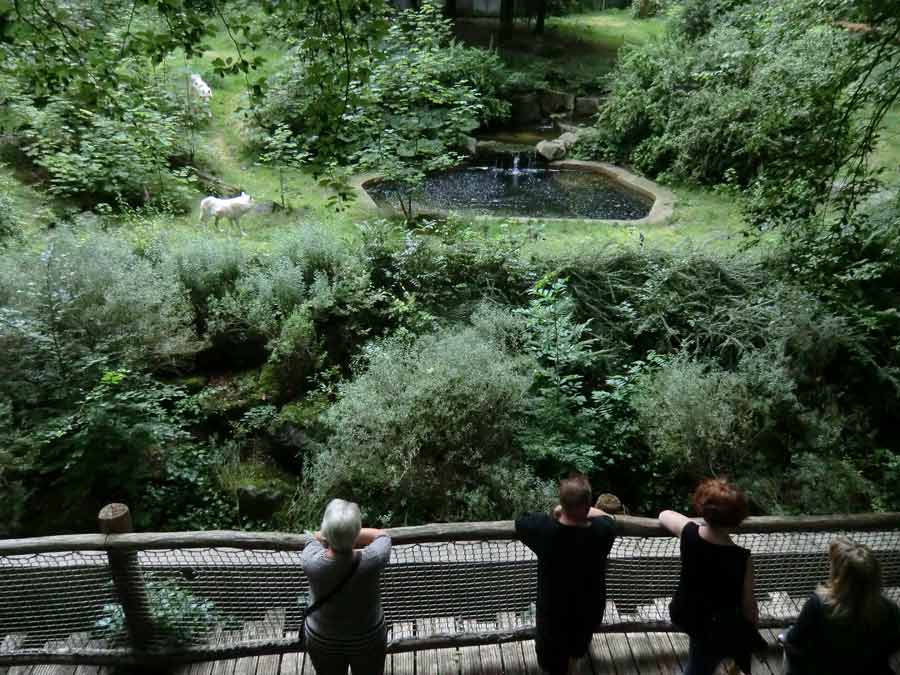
579, 0, 900, 228
3, 197, 900, 533
2, 0, 900, 538
254, 2, 511, 213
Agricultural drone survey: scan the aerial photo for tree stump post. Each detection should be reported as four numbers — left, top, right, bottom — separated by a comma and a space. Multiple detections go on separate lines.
98, 503, 154, 651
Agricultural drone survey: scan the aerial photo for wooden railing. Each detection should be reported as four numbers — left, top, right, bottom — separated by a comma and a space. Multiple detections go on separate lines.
0, 506, 898, 667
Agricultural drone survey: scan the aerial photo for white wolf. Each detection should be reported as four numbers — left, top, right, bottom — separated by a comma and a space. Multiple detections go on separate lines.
200, 192, 254, 235
190, 74, 212, 117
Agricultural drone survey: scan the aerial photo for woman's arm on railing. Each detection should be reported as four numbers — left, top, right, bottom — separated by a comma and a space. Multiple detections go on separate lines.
354, 528, 388, 548
658, 510, 692, 537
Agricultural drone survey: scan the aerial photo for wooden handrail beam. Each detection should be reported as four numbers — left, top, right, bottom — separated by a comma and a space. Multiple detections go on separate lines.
2, 512, 900, 555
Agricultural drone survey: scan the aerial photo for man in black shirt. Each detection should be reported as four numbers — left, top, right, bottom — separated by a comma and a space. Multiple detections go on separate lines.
515, 473, 616, 675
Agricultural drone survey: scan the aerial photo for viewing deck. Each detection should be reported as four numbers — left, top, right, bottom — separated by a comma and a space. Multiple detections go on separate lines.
1, 510, 898, 674
2, 628, 786, 675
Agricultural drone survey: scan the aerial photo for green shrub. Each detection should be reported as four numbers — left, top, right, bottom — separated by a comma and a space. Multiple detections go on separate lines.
557, 248, 767, 367
96, 577, 227, 646
208, 256, 310, 342
206, 226, 377, 374
360, 220, 533, 322
788, 453, 878, 515
631, 338, 885, 513
254, 1, 509, 178
9, 370, 190, 531
671, 0, 744, 41
585, 0, 860, 225
0, 185, 20, 246
156, 233, 245, 335
634, 351, 799, 480
259, 308, 324, 403
140, 441, 239, 531
303, 328, 539, 524
10, 76, 190, 207
0, 229, 197, 383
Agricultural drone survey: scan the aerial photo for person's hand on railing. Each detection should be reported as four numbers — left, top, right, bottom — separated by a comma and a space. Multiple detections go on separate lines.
552, 505, 610, 520
588, 507, 610, 519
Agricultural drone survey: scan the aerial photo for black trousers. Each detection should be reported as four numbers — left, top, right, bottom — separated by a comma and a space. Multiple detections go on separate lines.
534, 617, 593, 675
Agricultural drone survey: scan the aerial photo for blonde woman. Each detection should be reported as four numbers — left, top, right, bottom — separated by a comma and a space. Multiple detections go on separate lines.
783, 537, 900, 675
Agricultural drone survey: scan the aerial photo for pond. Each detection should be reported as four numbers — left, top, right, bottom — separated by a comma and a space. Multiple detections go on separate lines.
364, 151, 653, 220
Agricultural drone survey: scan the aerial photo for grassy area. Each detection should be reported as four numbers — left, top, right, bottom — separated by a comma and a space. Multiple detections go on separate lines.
5, 7, 895, 256
469, 181, 748, 259
545, 8, 668, 50
875, 104, 900, 189
110, 24, 372, 248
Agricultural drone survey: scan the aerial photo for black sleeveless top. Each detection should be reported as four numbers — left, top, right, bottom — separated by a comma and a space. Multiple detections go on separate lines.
669, 522, 763, 670
670, 521, 749, 631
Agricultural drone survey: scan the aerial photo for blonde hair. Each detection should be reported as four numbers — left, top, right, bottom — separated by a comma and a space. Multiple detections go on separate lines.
816, 536, 884, 626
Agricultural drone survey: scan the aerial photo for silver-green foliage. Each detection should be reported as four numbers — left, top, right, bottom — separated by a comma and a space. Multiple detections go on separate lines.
634, 350, 799, 478
155, 232, 245, 334
305, 328, 549, 524
0, 228, 197, 384
207, 226, 374, 343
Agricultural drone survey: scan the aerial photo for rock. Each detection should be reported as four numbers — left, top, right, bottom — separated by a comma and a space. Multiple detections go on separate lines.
574, 96, 601, 118
475, 140, 502, 153
460, 135, 478, 156
510, 93, 543, 125
557, 121, 582, 135
557, 132, 580, 150
536, 140, 566, 161
540, 89, 575, 116
237, 485, 290, 520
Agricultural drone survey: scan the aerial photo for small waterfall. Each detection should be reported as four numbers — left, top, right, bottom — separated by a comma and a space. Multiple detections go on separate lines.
511, 153, 521, 175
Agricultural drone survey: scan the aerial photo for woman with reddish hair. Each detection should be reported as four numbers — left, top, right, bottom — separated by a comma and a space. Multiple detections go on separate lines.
659, 478, 764, 674
782, 537, 900, 674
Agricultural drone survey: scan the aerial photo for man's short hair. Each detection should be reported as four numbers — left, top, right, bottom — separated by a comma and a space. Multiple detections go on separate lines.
559, 472, 592, 516
321, 498, 362, 554
692, 478, 748, 527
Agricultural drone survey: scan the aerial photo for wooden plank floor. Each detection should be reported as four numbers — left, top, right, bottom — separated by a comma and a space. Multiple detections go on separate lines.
8, 631, 784, 675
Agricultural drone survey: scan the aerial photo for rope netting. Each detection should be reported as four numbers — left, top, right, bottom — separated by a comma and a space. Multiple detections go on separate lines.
1, 527, 899, 663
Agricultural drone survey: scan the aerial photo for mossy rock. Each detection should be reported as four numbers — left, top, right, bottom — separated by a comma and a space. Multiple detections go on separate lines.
236, 483, 294, 520
277, 395, 330, 429
195, 370, 269, 417
170, 375, 208, 394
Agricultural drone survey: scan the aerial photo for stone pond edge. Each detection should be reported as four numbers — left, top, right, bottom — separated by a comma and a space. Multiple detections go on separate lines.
351, 161, 675, 227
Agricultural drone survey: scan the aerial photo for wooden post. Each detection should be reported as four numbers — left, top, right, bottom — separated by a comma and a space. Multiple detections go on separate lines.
500, 0, 514, 41
98, 503, 154, 651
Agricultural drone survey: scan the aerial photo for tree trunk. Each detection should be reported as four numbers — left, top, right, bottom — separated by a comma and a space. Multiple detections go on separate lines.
500, 0, 514, 41
534, 0, 546, 35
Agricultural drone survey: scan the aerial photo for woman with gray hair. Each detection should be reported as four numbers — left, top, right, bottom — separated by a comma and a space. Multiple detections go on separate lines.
301, 498, 392, 675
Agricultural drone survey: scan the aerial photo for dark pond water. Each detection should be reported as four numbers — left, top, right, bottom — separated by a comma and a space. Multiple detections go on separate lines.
365, 152, 652, 220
